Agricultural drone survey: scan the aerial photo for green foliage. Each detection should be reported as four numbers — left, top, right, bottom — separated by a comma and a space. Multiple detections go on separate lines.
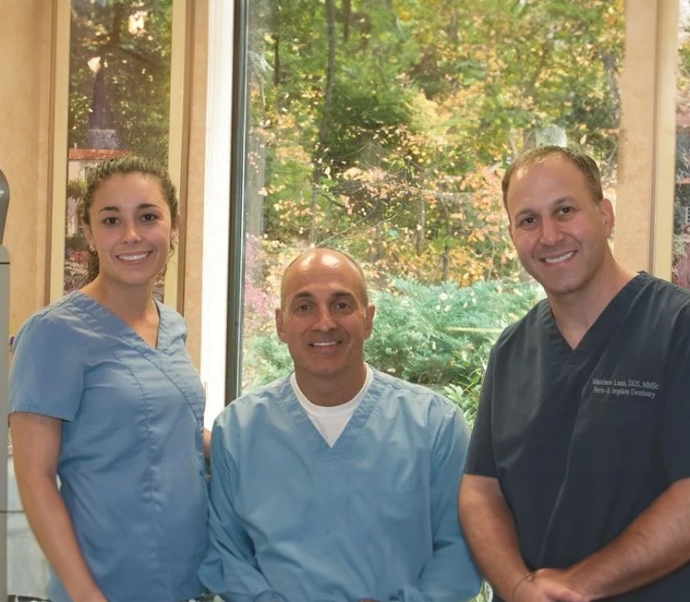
443, 376, 484, 427
248, 0, 623, 288
367, 278, 541, 388
242, 277, 542, 397
244, 334, 293, 390
472, 582, 493, 602
413, 0, 622, 164
66, 231, 88, 252
322, 83, 413, 173
66, 178, 87, 201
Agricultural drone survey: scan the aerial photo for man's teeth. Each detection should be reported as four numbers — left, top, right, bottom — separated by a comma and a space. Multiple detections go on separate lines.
544, 252, 574, 264
119, 253, 149, 262
312, 341, 336, 347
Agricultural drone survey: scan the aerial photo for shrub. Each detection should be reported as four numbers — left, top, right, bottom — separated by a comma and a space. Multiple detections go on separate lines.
242, 276, 542, 410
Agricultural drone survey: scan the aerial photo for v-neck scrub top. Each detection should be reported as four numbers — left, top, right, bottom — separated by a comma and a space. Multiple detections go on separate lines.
10, 291, 208, 602
199, 369, 481, 602
466, 273, 690, 601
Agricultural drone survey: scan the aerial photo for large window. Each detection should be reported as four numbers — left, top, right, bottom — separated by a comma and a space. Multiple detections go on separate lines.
238, 0, 624, 410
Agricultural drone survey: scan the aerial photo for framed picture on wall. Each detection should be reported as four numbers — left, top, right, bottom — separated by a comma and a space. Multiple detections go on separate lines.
60, 0, 183, 303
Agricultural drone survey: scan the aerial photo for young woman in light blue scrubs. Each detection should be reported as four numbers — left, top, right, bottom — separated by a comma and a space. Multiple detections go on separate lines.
9, 156, 208, 602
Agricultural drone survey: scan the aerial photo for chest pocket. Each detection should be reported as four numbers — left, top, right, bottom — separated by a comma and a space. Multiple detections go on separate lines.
571, 394, 661, 473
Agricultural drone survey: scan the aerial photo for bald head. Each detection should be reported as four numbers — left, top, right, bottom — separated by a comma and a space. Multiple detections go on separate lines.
280, 248, 369, 309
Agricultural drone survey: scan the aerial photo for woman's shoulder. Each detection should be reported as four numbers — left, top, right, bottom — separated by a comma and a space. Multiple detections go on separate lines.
14, 292, 92, 347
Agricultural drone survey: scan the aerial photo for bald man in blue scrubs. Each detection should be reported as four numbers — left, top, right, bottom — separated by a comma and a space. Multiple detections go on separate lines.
200, 247, 481, 602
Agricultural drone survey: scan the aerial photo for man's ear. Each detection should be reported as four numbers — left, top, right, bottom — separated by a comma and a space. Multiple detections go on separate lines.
364, 304, 376, 339
275, 308, 287, 343
600, 198, 615, 237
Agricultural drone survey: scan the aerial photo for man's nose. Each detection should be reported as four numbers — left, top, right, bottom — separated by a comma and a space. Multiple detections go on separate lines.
539, 217, 563, 245
313, 306, 336, 330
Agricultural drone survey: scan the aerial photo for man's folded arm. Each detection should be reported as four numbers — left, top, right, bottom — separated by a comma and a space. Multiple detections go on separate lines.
552, 476, 690, 600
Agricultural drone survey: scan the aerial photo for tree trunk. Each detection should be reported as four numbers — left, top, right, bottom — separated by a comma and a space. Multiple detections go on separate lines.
343, 0, 351, 43
88, 2, 124, 145
310, 0, 337, 244
415, 195, 426, 255
273, 35, 281, 86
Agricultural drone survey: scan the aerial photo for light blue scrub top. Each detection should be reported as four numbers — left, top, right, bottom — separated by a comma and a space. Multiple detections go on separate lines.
10, 291, 208, 602
200, 370, 481, 602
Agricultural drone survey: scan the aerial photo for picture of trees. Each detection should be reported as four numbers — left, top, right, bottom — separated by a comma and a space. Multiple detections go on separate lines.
65, 0, 173, 295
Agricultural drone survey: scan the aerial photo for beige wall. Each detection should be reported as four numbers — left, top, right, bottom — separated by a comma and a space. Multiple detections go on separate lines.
0, 1, 55, 337
179, 0, 210, 366
616, 0, 677, 277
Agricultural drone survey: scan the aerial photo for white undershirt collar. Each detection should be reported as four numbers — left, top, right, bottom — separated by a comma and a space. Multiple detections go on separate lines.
290, 364, 373, 446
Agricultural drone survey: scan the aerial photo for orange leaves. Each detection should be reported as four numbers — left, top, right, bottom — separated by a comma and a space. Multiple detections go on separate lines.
467, 229, 486, 243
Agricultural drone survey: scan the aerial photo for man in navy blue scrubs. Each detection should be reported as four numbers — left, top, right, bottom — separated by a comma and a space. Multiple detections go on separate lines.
459, 146, 690, 602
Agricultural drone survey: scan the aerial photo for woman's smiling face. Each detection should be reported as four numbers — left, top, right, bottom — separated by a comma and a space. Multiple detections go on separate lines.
84, 172, 177, 290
